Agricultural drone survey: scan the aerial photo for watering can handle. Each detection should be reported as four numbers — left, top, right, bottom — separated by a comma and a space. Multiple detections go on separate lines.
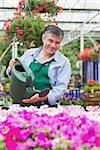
15, 57, 35, 81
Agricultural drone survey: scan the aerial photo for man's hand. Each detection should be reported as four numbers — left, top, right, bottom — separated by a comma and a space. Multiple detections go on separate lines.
9, 59, 18, 71
22, 94, 40, 103
22, 93, 48, 103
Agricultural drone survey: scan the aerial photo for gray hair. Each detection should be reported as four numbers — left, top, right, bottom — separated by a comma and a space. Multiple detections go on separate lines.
42, 25, 64, 40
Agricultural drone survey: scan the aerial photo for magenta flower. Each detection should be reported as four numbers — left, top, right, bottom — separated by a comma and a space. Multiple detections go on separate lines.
0, 106, 100, 149
94, 136, 100, 146
5, 139, 17, 150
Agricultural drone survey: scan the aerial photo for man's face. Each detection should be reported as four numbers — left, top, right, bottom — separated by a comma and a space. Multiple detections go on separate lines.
42, 33, 63, 55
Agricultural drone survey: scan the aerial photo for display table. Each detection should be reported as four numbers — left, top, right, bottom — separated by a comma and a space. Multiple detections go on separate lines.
84, 93, 100, 106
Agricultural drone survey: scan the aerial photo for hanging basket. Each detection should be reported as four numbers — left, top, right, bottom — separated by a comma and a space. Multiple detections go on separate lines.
21, 0, 62, 16
82, 48, 90, 59
77, 48, 90, 60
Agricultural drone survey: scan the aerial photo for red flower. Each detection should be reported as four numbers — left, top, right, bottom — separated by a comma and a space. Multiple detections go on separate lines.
39, 7, 44, 12
35, 5, 40, 9
6, 26, 10, 30
32, 9, 38, 13
87, 80, 96, 84
16, 28, 23, 35
3, 22, 7, 27
43, 6, 49, 11
57, 6, 63, 13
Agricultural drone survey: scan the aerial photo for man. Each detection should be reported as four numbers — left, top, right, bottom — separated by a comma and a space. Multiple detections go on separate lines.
8, 25, 71, 107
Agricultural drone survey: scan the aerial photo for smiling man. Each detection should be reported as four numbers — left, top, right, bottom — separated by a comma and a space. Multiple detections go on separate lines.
8, 25, 71, 107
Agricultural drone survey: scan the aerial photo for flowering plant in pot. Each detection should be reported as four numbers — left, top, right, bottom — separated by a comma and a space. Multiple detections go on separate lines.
81, 80, 100, 106
77, 47, 100, 60
3, 15, 45, 49
77, 48, 90, 60
81, 80, 96, 93
81, 80, 100, 93
20, 0, 62, 16
3, 0, 62, 49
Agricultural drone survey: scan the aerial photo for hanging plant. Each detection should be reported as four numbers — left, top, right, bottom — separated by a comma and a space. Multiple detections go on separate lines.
77, 47, 100, 60
3, 15, 45, 49
77, 48, 90, 60
2, 0, 62, 49
20, 0, 62, 16
82, 48, 90, 59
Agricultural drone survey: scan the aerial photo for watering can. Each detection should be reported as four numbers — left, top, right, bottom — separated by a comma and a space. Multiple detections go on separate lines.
10, 57, 49, 102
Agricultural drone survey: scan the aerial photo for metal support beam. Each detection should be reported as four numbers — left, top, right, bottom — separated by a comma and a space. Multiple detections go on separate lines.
63, 8, 100, 12
0, 7, 16, 9
80, 29, 84, 81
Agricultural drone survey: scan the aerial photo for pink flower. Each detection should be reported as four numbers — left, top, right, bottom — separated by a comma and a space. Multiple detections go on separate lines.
29, 28, 32, 31
37, 131, 46, 141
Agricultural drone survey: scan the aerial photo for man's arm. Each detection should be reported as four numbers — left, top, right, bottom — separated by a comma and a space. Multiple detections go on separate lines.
48, 58, 71, 105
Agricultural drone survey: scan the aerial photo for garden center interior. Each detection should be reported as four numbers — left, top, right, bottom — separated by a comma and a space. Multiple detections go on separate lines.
0, 0, 100, 103
0, 1, 100, 150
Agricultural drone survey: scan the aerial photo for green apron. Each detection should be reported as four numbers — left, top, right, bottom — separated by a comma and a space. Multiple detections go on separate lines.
22, 59, 51, 107
29, 59, 52, 91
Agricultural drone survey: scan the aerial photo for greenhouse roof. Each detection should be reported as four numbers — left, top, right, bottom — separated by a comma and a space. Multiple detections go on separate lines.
0, 0, 100, 44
